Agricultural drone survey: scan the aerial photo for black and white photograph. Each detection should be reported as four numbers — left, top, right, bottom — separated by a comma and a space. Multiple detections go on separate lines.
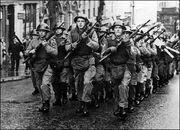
0, 0, 179, 129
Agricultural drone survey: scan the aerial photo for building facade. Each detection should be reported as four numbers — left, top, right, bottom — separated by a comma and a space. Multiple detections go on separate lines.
0, 0, 40, 50
0, 0, 102, 52
157, 7, 179, 33
157, 1, 179, 33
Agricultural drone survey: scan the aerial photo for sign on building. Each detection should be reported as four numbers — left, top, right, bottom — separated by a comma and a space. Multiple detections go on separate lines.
17, 13, 25, 19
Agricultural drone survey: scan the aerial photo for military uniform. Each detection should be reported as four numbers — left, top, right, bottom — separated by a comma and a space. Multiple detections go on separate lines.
102, 21, 133, 117
66, 15, 99, 116
25, 29, 39, 95
50, 24, 70, 106
26, 23, 58, 113
145, 41, 157, 97
136, 36, 151, 103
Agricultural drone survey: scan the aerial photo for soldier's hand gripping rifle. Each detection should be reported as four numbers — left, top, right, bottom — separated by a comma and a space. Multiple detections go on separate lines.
99, 19, 151, 63
23, 31, 55, 64
64, 21, 99, 61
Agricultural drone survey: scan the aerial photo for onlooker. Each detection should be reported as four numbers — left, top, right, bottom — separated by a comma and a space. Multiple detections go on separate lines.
8, 37, 24, 76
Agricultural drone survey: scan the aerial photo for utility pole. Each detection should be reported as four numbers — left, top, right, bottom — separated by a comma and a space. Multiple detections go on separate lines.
131, 0, 135, 26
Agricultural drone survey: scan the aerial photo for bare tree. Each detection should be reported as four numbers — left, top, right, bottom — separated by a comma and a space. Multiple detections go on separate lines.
46, 0, 58, 30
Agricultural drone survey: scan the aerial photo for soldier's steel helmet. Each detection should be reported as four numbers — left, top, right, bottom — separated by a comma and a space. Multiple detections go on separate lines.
30, 29, 39, 36
124, 26, 132, 34
36, 23, 50, 32
53, 22, 66, 31
74, 14, 89, 23
111, 21, 126, 30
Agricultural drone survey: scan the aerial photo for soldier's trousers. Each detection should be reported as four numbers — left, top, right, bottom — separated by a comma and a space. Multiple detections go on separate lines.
73, 65, 96, 102
152, 61, 159, 89
129, 71, 138, 102
176, 60, 180, 73
92, 64, 105, 100
169, 60, 176, 77
146, 63, 153, 93
34, 65, 53, 103
52, 67, 70, 101
137, 65, 148, 94
31, 69, 37, 90
110, 64, 131, 108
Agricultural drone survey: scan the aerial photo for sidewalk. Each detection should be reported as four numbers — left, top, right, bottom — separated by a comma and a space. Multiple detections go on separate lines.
0, 59, 30, 83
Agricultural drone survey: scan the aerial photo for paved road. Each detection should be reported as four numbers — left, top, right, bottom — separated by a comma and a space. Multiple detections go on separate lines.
1, 75, 179, 129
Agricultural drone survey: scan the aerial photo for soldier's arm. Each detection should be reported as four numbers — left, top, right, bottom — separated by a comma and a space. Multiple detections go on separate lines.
87, 31, 99, 51
45, 38, 58, 56
148, 43, 157, 56
65, 32, 72, 51
24, 40, 34, 55
101, 37, 108, 53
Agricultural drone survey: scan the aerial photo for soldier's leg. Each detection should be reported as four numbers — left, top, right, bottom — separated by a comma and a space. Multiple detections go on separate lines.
39, 65, 53, 113
158, 61, 165, 87
113, 65, 131, 117
31, 69, 39, 95
104, 66, 114, 101
15, 58, 20, 73
82, 65, 96, 116
118, 66, 131, 108
74, 69, 85, 114
177, 60, 180, 75
152, 62, 159, 93
136, 65, 147, 103
93, 64, 105, 107
128, 72, 137, 112
145, 63, 153, 98
69, 75, 77, 101
10, 57, 15, 76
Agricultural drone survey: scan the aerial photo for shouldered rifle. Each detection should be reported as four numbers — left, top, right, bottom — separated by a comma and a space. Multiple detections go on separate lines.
23, 31, 55, 64
144, 28, 160, 43
64, 21, 99, 61
149, 29, 165, 45
99, 19, 151, 63
134, 24, 159, 43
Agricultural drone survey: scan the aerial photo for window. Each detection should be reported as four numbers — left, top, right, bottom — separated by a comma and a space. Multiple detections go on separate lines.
88, 9, 90, 19
24, 4, 36, 37
93, 8, 95, 17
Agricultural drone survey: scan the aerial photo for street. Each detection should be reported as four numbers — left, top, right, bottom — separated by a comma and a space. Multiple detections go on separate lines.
1, 75, 179, 129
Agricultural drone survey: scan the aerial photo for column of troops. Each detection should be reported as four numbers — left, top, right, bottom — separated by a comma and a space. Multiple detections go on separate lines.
24, 15, 180, 119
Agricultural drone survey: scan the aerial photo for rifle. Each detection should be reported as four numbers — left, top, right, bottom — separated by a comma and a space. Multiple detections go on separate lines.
64, 21, 99, 61
23, 31, 55, 64
99, 19, 151, 63
144, 28, 160, 43
134, 24, 159, 43
13, 32, 26, 52
149, 29, 165, 45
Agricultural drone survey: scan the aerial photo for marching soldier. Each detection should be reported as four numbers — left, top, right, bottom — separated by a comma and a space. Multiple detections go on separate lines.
25, 29, 40, 95
25, 23, 58, 113
144, 35, 157, 97
8, 36, 24, 76
135, 32, 151, 104
101, 21, 133, 118
65, 15, 99, 116
51, 22, 69, 106
125, 26, 141, 112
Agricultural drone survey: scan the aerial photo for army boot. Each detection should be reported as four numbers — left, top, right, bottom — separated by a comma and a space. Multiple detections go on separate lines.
82, 102, 89, 117
39, 100, 50, 113
76, 101, 84, 113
